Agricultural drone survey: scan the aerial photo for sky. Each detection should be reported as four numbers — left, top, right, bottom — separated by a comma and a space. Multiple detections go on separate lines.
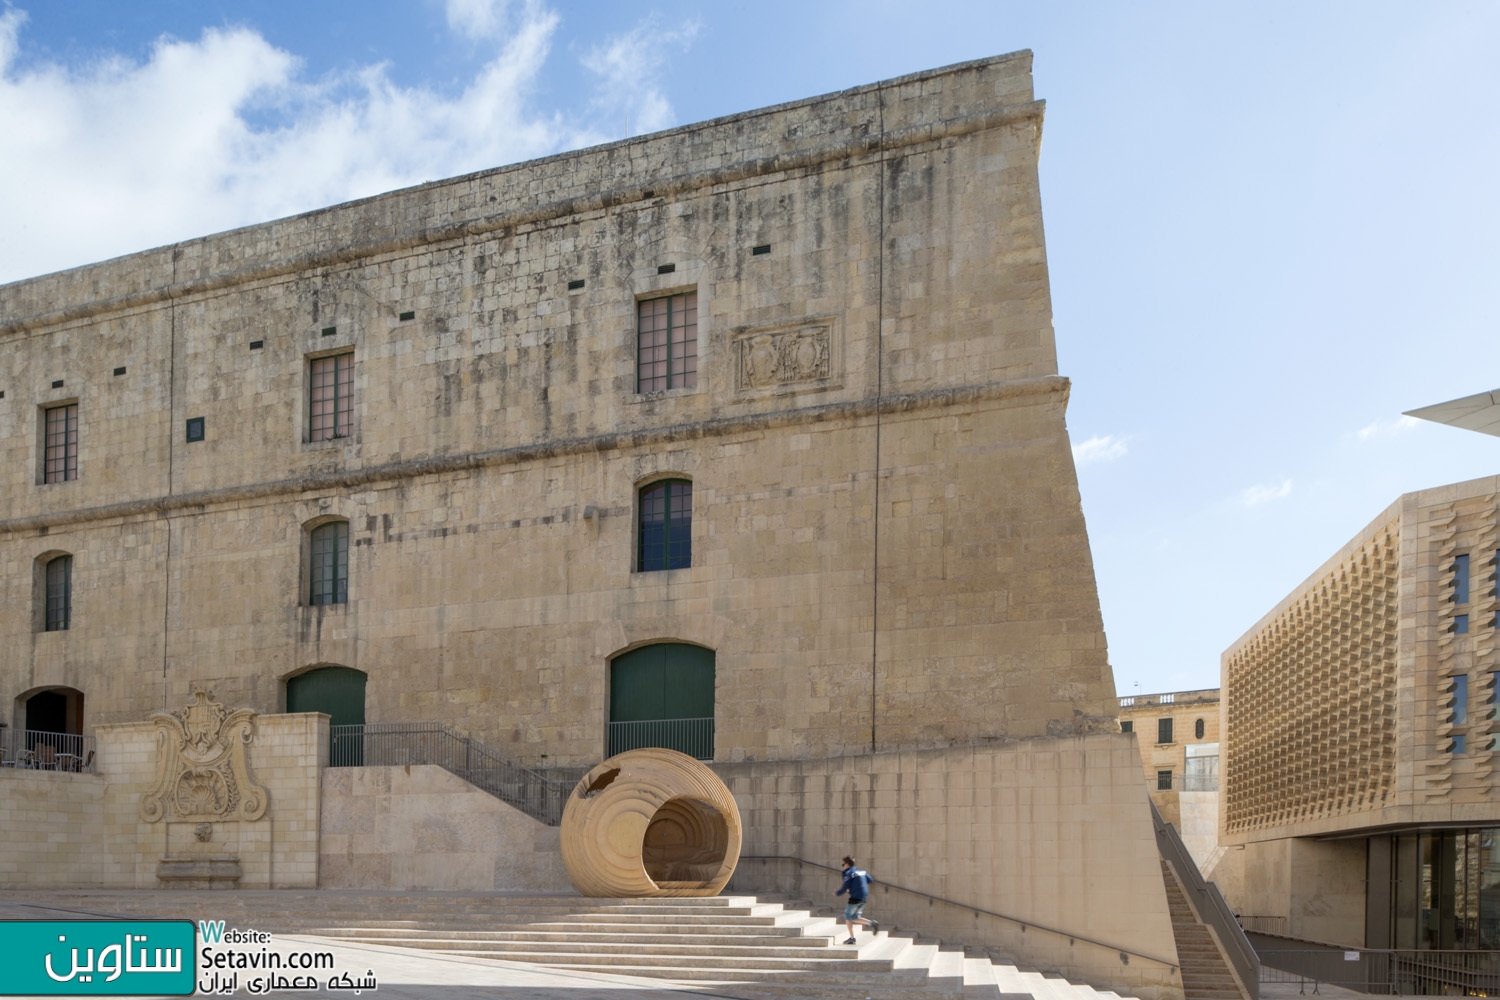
2, 1, 1499, 698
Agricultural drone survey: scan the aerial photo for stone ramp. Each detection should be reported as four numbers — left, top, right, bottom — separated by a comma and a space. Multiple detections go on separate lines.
0, 889, 1142, 1000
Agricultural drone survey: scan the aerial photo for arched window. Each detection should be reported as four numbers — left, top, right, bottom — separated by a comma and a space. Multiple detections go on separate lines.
609, 643, 715, 760
638, 480, 692, 572
1195, 718, 1205, 740
43, 554, 72, 631
308, 520, 349, 605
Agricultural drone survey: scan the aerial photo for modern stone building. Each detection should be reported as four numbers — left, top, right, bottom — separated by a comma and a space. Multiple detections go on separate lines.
0, 53, 1195, 997
1217, 475, 1500, 956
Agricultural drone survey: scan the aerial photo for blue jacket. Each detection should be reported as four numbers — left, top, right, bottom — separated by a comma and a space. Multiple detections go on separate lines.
837, 866, 872, 901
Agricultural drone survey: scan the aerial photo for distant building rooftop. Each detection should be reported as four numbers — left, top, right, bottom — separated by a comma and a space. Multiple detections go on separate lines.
1117, 688, 1218, 709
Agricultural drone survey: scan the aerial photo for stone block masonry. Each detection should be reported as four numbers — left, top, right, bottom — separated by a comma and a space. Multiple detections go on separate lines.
0, 50, 1115, 763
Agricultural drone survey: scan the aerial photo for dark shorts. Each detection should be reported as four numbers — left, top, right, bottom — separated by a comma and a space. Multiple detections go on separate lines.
843, 899, 866, 921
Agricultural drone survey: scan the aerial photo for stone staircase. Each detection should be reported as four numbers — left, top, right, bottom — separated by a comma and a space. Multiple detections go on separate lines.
1160, 860, 1251, 1000
0, 889, 1144, 1000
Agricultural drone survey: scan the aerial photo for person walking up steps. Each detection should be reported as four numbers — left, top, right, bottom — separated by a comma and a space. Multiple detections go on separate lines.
835, 855, 879, 945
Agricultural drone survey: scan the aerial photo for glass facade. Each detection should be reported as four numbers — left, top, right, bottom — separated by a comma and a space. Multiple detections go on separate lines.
1391, 828, 1500, 950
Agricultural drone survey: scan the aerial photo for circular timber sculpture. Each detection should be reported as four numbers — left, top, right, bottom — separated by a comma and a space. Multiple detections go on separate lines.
560, 747, 742, 897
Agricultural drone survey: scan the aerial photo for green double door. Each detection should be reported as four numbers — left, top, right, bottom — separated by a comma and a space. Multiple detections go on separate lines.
609, 644, 715, 759
287, 666, 366, 765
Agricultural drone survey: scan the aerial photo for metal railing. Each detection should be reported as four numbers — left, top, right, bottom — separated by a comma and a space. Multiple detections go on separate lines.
1150, 800, 1259, 998
328, 723, 576, 825
1237, 915, 1287, 935
607, 718, 713, 760
735, 855, 1181, 971
1250, 934, 1500, 995
0, 728, 96, 773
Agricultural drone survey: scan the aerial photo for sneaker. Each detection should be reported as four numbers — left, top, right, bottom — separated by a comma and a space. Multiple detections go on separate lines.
843, 937, 857, 945
869, 920, 880, 935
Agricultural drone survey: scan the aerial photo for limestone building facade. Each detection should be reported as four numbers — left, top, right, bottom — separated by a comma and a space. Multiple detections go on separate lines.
1217, 475, 1500, 952
0, 52, 1116, 762
0, 53, 1187, 996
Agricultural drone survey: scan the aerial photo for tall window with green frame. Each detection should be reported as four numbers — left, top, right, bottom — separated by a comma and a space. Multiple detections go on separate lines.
639, 480, 691, 572
44, 554, 72, 631
308, 521, 349, 605
636, 292, 697, 392
309, 352, 354, 441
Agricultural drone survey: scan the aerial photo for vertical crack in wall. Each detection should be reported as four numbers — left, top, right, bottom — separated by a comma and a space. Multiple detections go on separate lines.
162, 250, 179, 708
871, 88, 887, 755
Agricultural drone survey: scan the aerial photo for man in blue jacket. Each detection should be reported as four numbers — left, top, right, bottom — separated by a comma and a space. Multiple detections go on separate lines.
835, 855, 879, 945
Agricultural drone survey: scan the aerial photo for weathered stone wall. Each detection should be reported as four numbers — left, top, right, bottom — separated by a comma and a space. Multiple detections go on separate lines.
0, 51, 1116, 765
719, 736, 1183, 1000
319, 764, 569, 891
0, 710, 323, 889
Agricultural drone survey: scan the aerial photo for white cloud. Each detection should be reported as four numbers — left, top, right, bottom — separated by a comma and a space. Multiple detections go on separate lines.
580, 17, 698, 136
1241, 479, 1293, 507
0, 2, 631, 285
446, 0, 509, 40
1072, 434, 1130, 466
1356, 414, 1421, 441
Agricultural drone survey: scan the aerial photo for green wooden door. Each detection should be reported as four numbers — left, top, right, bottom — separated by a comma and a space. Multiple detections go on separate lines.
287, 666, 366, 764
609, 644, 714, 758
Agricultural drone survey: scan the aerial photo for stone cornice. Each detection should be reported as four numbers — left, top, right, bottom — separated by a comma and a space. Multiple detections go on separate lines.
1, 375, 1067, 535
0, 100, 1042, 339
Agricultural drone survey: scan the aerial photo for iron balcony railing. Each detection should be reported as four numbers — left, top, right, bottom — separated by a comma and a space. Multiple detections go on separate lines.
0, 728, 96, 772
328, 722, 576, 825
1252, 939, 1500, 996
606, 717, 713, 760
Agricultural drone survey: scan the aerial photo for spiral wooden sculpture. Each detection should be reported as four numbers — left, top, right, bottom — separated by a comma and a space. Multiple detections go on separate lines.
560, 747, 742, 897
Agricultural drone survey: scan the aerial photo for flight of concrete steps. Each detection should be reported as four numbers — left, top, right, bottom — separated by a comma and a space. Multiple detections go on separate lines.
1, 889, 1143, 1000
1159, 861, 1250, 1000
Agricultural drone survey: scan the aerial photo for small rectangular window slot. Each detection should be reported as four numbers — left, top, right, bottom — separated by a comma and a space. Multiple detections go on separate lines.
567, 279, 585, 291
249, 340, 264, 350
752, 244, 771, 256
321, 326, 337, 337
51, 380, 64, 389
657, 263, 675, 275
0, 391, 6, 399
185, 417, 205, 443
113, 366, 127, 376
398, 311, 415, 322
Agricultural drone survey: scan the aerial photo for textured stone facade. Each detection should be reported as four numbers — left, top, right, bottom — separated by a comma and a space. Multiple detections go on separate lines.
1217, 474, 1500, 946
1221, 476, 1500, 844
0, 51, 1115, 765
0, 52, 1190, 992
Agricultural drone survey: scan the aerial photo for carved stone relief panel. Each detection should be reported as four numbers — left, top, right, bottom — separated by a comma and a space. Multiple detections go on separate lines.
732, 317, 841, 396
139, 690, 269, 824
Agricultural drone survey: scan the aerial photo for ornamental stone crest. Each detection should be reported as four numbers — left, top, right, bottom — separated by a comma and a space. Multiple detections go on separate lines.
139, 691, 268, 824
733, 318, 840, 395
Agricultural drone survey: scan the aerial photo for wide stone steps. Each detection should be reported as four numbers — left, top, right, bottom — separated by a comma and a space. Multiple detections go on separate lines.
0, 889, 1144, 1000
311, 925, 820, 945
